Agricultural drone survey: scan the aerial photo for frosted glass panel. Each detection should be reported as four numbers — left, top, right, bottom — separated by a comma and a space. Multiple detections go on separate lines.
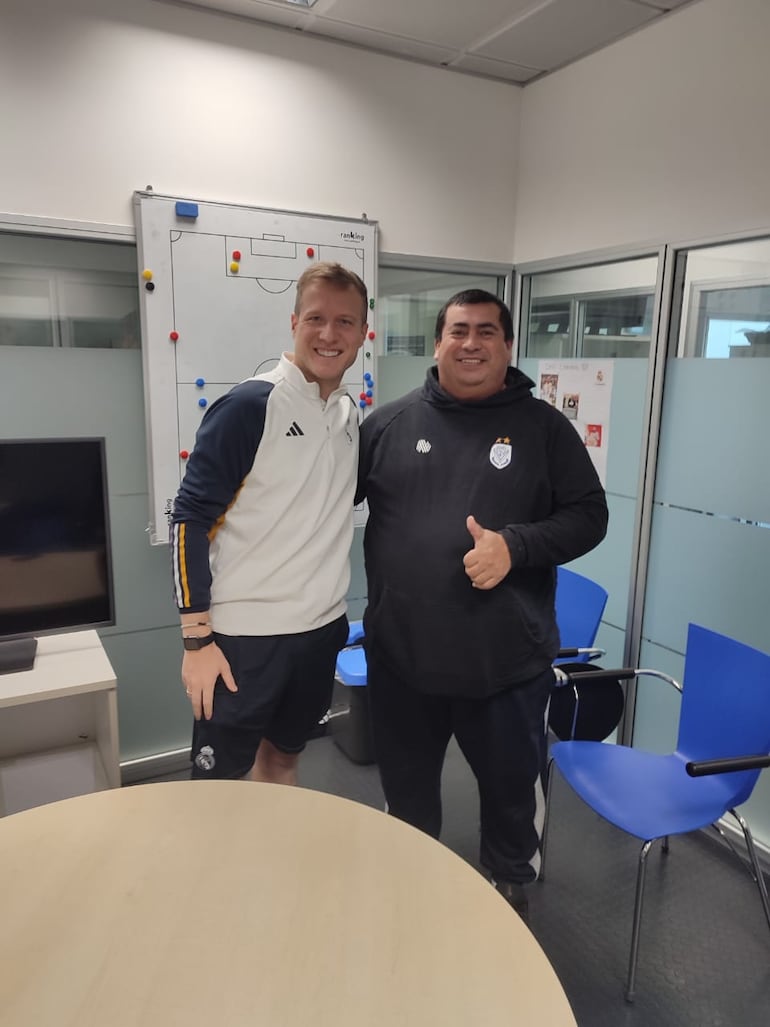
637, 239, 770, 851
654, 360, 770, 523
643, 503, 769, 655
633, 638, 684, 754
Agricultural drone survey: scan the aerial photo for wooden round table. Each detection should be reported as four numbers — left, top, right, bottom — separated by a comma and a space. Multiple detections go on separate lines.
0, 781, 576, 1026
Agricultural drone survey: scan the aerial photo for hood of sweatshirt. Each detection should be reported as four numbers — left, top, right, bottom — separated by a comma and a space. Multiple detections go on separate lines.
420, 364, 536, 410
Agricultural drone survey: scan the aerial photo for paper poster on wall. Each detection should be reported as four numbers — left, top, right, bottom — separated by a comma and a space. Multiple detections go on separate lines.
537, 360, 613, 485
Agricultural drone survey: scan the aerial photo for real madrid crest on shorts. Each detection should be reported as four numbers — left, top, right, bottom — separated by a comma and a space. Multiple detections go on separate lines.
489, 437, 512, 469
194, 744, 216, 772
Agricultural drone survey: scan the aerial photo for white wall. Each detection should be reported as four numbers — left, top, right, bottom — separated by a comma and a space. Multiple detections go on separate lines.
0, 0, 520, 262
514, 0, 770, 263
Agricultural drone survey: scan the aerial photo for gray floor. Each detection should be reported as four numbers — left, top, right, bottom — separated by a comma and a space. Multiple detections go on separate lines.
143, 726, 770, 1026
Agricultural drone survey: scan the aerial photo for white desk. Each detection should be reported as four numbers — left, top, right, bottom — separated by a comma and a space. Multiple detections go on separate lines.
0, 630, 119, 815
0, 781, 576, 1026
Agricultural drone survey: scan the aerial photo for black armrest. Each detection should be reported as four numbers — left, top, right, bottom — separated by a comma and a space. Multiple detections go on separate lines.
557, 666, 638, 684
686, 754, 770, 777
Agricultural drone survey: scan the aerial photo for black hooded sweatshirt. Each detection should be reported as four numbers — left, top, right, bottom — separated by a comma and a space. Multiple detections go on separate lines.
357, 366, 609, 697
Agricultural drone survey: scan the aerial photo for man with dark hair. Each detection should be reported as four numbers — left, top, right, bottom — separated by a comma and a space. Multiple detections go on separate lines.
172, 262, 368, 784
358, 288, 607, 917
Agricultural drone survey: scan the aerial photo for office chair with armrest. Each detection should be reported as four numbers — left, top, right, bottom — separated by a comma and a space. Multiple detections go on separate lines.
548, 567, 625, 742
553, 566, 608, 666
541, 623, 770, 1002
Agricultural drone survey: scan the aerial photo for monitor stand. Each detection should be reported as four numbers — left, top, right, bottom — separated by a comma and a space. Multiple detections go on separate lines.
0, 637, 38, 675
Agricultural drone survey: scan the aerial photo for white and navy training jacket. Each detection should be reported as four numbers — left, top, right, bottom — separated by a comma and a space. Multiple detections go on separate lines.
171, 354, 358, 636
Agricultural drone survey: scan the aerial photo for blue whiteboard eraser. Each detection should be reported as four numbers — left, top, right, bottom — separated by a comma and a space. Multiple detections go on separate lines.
175, 201, 199, 219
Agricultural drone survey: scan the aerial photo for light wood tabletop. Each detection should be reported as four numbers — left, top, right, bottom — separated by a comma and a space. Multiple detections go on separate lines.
0, 780, 576, 1026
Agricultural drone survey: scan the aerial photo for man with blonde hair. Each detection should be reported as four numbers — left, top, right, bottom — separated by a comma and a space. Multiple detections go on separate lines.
172, 262, 368, 783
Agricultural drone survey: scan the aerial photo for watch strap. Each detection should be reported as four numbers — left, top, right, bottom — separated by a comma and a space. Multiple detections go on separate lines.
182, 633, 216, 651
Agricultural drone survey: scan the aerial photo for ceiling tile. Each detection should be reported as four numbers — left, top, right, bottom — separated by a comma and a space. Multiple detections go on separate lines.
307, 18, 458, 65
475, 0, 658, 69
319, 0, 540, 51
171, 0, 307, 29
156, 0, 705, 86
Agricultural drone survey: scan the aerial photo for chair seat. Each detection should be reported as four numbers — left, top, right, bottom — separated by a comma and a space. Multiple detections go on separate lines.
551, 741, 748, 841
335, 646, 368, 686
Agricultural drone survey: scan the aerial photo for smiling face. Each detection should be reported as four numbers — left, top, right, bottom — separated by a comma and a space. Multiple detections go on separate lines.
290, 282, 368, 399
433, 302, 513, 400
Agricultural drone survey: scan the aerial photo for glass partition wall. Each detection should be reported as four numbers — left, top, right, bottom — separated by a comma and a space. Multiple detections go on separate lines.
635, 236, 770, 845
519, 237, 770, 850
376, 264, 510, 405
517, 254, 663, 675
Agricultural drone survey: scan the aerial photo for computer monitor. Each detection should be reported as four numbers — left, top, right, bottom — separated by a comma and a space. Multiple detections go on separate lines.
0, 437, 115, 674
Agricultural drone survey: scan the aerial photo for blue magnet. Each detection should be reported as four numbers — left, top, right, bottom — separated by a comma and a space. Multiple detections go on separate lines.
195, 377, 205, 388
363, 372, 373, 383
359, 400, 367, 409
365, 389, 373, 398
175, 201, 199, 219
198, 398, 208, 408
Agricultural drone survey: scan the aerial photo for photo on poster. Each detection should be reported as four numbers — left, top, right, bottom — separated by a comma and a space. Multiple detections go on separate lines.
562, 393, 580, 420
585, 424, 602, 448
539, 373, 559, 406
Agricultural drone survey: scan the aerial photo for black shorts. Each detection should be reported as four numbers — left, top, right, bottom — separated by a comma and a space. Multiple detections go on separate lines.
191, 614, 348, 779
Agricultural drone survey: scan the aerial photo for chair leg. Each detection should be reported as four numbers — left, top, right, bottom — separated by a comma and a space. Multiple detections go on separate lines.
539, 758, 556, 882
625, 839, 653, 1003
728, 808, 770, 932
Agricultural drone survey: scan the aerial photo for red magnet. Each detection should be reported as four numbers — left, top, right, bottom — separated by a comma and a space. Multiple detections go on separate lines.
365, 396, 373, 406
306, 247, 315, 258
179, 449, 189, 459
232, 250, 241, 261
368, 331, 376, 340
169, 331, 179, 342
359, 392, 367, 401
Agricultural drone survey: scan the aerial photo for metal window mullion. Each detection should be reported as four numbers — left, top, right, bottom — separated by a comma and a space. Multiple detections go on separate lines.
48, 271, 64, 348
574, 299, 588, 358
618, 243, 675, 746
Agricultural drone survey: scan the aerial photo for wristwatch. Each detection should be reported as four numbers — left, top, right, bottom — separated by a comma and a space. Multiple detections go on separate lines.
182, 633, 216, 651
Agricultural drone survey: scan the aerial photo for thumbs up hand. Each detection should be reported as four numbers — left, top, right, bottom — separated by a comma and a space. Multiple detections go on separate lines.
463, 515, 511, 590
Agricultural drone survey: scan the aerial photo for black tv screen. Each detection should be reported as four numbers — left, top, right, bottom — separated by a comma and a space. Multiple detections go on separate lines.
0, 438, 115, 646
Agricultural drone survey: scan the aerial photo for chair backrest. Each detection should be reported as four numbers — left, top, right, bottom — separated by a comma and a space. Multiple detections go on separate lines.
554, 566, 608, 664
677, 624, 770, 806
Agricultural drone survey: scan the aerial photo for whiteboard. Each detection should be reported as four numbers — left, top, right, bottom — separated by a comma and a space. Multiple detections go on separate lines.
133, 192, 378, 545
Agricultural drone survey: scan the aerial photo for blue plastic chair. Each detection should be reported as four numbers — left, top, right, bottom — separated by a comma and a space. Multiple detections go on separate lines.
553, 566, 608, 665
541, 623, 770, 1002
331, 620, 373, 763
548, 567, 623, 742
